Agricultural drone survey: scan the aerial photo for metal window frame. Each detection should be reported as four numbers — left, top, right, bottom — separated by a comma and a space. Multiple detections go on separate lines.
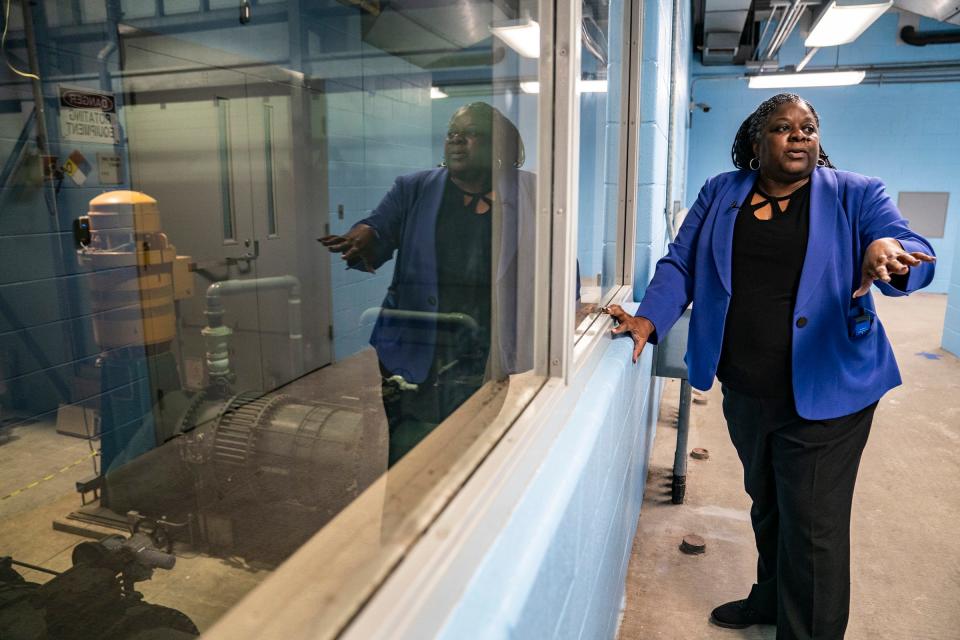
331, 0, 647, 637
194, 0, 648, 635
571, 0, 644, 349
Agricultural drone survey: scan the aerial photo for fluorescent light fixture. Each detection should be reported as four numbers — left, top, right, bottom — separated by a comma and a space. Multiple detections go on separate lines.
804, 0, 892, 48
519, 80, 607, 94
748, 70, 865, 88
430, 86, 448, 99
490, 19, 541, 59
520, 81, 540, 94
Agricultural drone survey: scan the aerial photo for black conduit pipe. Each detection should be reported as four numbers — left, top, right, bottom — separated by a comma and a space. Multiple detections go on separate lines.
900, 25, 960, 47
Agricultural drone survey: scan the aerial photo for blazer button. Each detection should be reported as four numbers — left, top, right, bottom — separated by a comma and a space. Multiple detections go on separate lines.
796, 316, 808, 328
427, 296, 437, 306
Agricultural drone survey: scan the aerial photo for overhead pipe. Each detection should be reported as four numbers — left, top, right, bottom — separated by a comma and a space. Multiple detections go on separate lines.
795, 46, 820, 72
900, 25, 960, 46
754, 3, 782, 60
766, 1, 809, 61
203, 276, 303, 386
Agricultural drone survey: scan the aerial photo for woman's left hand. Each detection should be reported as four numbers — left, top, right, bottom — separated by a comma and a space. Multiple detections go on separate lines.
854, 237, 935, 298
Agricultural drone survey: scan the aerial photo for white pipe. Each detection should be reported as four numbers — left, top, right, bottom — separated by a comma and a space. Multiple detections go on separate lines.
796, 47, 820, 72
204, 276, 304, 382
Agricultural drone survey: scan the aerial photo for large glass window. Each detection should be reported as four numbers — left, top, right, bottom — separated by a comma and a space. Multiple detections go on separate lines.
576, 0, 627, 330
0, 0, 545, 635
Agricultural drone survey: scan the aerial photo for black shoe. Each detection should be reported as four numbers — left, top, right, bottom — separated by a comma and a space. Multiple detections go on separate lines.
709, 599, 776, 629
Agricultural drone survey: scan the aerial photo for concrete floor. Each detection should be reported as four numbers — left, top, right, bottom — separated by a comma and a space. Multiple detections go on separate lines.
617, 292, 960, 640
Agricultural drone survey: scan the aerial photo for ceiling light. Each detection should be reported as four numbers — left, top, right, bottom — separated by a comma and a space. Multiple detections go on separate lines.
579, 80, 608, 93
804, 0, 892, 48
747, 70, 866, 88
520, 81, 540, 94
490, 19, 541, 59
430, 87, 448, 99
519, 79, 608, 95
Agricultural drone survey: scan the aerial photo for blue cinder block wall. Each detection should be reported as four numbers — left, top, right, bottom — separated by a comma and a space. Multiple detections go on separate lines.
437, 308, 658, 640
686, 14, 960, 297
435, 1, 691, 637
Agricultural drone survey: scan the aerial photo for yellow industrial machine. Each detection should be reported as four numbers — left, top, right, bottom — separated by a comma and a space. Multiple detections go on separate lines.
78, 190, 192, 350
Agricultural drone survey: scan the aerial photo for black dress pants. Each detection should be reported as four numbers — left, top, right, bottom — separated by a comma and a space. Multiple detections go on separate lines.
720, 384, 877, 640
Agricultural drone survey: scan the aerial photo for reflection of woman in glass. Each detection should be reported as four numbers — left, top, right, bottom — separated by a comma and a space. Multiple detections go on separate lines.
321, 102, 534, 465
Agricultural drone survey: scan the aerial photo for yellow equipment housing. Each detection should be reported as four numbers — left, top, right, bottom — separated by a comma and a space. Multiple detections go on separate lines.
81, 190, 191, 350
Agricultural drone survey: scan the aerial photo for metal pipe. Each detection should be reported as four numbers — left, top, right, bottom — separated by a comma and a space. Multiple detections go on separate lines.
671, 379, 692, 504
358, 307, 480, 334
663, 0, 682, 242
900, 25, 960, 47
204, 275, 303, 381
761, 2, 793, 60
755, 4, 781, 60
97, 42, 116, 91
766, 0, 806, 61
10, 559, 61, 576
795, 46, 820, 72
19, 0, 58, 219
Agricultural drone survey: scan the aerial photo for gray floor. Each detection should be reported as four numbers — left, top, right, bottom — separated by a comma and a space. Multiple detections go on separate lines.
617, 292, 960, 640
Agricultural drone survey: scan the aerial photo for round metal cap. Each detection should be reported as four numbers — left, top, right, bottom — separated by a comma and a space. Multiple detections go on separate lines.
690, 448, 710, 460
679, 534, 706, 555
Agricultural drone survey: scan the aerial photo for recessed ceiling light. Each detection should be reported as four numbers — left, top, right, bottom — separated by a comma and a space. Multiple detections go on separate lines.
430, 87, 448, 99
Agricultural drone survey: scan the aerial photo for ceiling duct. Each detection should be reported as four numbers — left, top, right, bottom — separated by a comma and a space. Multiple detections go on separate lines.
892, 1, 960, 26
701, 0, 753, 64
357, 0, 512, 69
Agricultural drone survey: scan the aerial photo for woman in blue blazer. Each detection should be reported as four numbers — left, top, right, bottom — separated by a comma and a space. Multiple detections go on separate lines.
321, 103, 536, 465
606, 93, 935, 639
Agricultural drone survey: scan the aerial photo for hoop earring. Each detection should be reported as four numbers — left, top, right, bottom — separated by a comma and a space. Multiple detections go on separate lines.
440, 158, 447, 167
816, 158, 826, 167
749, 157, 760, 171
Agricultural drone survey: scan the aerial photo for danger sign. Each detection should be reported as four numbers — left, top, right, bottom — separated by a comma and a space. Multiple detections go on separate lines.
59, 85, 120, 144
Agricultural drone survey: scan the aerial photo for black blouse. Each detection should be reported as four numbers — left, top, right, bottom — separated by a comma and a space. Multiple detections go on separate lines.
716, 180, 810, 398
433, 177, 493, 370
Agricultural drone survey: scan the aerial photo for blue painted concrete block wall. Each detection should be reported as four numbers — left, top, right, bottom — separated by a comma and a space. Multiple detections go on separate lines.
437, 306, 659, 640
686, 14, 960, 295
0, 24, 132, 428
634, 0, 691, 302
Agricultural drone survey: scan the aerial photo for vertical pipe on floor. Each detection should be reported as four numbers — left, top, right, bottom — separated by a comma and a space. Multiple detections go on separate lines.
672, 379, 692, 504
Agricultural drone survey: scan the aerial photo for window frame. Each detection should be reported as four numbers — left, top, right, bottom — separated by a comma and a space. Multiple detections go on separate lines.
201, 0, 646, 636
571, 0, 643, 349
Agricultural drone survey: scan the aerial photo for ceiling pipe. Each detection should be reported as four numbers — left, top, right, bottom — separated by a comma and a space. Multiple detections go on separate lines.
900, 25, 960, 46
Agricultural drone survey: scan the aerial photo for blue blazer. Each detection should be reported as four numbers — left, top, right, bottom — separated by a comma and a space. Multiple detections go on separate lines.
357, 168, 536, 383
636, 167, 935, 420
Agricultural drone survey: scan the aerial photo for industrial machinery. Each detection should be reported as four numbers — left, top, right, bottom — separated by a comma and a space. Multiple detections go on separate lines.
0, 534, 198, 640
68, 191, 378, 561
75, 190, 192, 475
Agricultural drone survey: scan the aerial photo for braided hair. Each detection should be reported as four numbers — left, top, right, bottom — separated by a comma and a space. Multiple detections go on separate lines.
451, 102, 526, 168
731, 93, 835, 170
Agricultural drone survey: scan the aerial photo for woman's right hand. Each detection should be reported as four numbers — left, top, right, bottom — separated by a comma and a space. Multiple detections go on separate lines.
319, 224, 378, 273
603, 305, 655, 364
